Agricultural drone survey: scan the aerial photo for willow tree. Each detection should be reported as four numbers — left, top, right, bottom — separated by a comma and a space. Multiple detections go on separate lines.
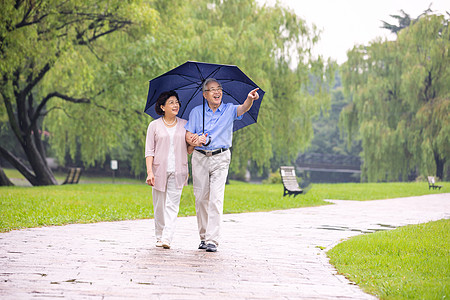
341, 14, 449, 181
0, 0, 156, 185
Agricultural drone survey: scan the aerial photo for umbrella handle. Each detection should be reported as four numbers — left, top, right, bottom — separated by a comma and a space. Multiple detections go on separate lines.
203, 136, 211, 146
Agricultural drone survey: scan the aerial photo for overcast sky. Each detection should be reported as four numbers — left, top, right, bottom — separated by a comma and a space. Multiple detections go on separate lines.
257, 0, 449, 64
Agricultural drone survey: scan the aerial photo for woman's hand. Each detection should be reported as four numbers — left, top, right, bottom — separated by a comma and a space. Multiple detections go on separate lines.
146, 172, 155, 186
190, 134, 199, 145
190, 133, 207, 146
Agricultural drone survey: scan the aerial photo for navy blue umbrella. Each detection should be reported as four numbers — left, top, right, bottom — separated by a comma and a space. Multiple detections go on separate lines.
144, 61, 265, 132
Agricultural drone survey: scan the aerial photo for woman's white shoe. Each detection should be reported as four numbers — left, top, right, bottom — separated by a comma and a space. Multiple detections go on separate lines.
162, 241, 171, 249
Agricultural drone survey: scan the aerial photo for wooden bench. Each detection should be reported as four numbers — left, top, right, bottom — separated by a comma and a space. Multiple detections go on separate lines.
62, 167, 82, 184
427, 176, 442, 190
280, 166, 303, 197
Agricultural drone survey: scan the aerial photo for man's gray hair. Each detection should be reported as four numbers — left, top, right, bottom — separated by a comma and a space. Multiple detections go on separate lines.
202, 78, 221, 92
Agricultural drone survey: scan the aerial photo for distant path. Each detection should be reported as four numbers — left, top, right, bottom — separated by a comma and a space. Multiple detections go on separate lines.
1, 194, 449, 299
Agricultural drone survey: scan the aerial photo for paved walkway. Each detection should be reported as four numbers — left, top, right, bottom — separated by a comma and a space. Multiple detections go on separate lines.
1, 194, 449, 299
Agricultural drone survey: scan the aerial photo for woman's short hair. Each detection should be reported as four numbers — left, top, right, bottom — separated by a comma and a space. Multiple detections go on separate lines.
155, 90, 180, 116
202, 78, 222, 92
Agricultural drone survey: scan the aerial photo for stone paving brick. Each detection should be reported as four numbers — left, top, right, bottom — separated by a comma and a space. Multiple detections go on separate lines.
1, 194, 449, 299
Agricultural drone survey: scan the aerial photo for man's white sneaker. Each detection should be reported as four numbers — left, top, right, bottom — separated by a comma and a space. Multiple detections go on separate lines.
155, 240, 163, 247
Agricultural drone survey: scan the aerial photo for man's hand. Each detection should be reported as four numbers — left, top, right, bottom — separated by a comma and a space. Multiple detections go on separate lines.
247, 88, 260, 101
198, 134, 207, 145
237, 88, 260, 117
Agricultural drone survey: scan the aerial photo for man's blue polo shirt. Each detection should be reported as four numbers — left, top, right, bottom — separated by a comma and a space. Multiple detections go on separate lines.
185, 102, 243, 151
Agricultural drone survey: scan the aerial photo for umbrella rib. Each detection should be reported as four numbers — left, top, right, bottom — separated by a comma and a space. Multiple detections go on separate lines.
192, 64, 223, 89
179, 86, 203, 117
195, 63, 230, 82
205, 66, 223, 80
194, 63, 206, 82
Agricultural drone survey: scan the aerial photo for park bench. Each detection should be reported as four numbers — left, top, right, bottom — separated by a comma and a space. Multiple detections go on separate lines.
62, 167, 82, 184
427, 176, 442, 190
280, 166, 303, 197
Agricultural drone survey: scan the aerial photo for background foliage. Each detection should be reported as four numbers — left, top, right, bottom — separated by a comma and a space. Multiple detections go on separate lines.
2, 1, 448, 185
340, 13, 449, 182
0, 0, 334, 185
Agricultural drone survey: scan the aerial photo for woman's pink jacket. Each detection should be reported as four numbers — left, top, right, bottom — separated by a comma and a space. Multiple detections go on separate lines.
145, 117, 189, 192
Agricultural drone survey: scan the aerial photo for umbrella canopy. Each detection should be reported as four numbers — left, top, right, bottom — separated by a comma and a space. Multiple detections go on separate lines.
144, 61, 265, 132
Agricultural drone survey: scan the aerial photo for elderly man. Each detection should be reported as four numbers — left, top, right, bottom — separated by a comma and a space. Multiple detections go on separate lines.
185, 78, 259, 252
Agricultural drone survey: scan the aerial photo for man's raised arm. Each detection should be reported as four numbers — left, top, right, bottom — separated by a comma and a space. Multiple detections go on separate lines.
237, 88, 260, 117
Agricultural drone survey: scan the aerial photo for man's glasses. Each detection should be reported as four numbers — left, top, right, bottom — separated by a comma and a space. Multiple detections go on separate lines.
206, 87, 223, 93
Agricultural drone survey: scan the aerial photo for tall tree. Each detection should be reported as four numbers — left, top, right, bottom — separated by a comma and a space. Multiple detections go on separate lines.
341, 13, 449, 181
0, 0, 156, 185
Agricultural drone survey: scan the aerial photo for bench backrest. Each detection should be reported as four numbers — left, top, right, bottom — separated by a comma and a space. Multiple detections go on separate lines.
63, 167, 82, 184
63, 168, 75, 184
280, 166, 300, 189
428, 176, 435, 184
72, 168, 82, 184
280, 166, 296, 178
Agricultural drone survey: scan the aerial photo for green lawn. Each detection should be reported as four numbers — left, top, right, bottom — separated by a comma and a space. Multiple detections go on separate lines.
306, 181, 447, 200
328, 219, 450, 299
3, 167, 143, 185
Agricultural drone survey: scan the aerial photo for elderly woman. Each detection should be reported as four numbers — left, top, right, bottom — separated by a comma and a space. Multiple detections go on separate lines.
145, 90, 199, 249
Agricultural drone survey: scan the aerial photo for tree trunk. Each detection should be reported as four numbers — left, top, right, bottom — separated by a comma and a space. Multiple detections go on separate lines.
23, 133, 58, 186
0, 132, 57, 186
434, 151, 445, 180
1, 70, 58, 186
0, 167, 14, 186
